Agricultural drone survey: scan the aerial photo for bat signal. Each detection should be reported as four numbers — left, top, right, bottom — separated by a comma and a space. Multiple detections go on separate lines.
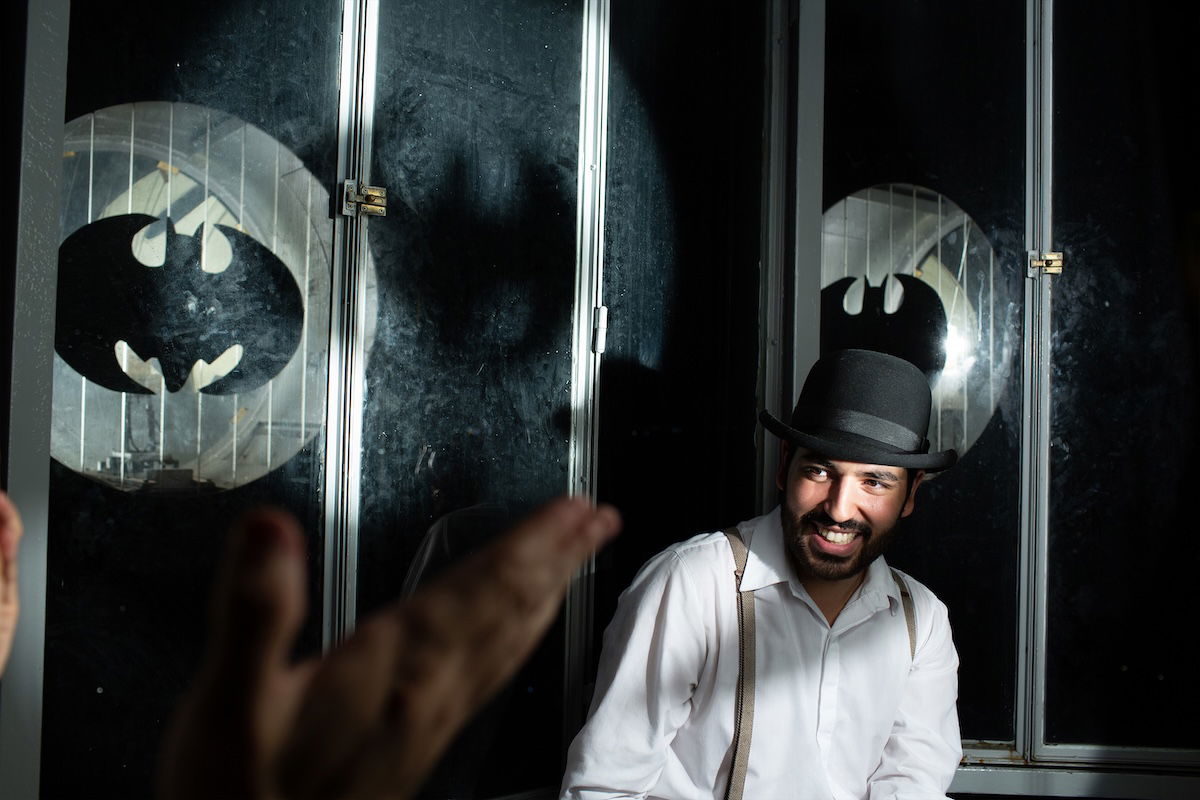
56, 213, 304, 396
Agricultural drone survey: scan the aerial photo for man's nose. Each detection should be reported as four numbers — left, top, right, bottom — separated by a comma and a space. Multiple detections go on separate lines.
822, 477, 856, 524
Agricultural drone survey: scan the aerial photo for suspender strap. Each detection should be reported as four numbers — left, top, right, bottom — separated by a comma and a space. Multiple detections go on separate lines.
891, 568, 917, 660
723, 528, 755, 800
719, 531, 914, 799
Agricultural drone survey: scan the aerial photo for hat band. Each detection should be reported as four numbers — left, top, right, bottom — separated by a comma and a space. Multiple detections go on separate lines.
795, 404, 924, 452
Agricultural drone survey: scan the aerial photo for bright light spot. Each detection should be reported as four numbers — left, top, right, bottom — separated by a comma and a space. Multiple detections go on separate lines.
942, 326, 977, 380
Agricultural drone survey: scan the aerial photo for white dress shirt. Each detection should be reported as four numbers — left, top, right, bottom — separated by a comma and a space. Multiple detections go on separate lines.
561, 507, 961, 800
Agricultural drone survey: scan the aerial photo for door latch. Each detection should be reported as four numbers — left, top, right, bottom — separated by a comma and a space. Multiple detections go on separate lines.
1027, 251, 1063, 277
341, 180, 387, 217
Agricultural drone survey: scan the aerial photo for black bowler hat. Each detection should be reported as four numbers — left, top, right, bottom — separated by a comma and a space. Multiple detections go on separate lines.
760, 348, 958, 471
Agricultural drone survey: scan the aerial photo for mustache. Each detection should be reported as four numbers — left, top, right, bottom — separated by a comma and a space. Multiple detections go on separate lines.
801, 509, 871, 536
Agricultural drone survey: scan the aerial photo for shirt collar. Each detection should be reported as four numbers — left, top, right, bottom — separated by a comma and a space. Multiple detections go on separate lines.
739, 507, 900, 612
738, 506, 794, 592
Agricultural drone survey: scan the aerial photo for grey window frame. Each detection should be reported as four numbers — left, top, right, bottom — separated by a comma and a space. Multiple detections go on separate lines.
764, 0, 1200, 796
0, 1, 609, 797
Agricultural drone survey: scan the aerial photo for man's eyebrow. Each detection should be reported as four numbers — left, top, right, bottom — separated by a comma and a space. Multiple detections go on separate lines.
800, 456, 837, 470
859, 468, 901, 483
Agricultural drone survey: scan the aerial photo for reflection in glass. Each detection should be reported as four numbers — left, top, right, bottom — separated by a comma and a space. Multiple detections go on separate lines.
53, 102, 348, 491
822, 0, 1026, 748
42, 1, 341, 795
822, 185, 1011, 462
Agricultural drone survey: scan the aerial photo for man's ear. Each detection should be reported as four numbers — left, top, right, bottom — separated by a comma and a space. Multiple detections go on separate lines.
901, 470, 925, 517
775, 444, 791, 491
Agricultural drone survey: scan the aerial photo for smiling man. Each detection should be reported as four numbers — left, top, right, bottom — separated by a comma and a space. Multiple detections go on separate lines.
561, 349, 962, 800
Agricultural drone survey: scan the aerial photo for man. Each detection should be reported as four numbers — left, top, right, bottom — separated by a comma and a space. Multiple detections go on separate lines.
561, 348, 962, 800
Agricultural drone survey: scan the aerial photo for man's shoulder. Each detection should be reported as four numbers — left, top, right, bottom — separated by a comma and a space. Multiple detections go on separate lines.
671, 528, 735, 557
623, 512, 779, 600
640, 528, 733, 576
628, 521, 764, 591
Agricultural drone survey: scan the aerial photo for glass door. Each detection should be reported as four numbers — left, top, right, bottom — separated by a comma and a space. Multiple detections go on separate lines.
822, 0, 1027, 751
356, 1, 590, 795
6, 1, 612, 796
35, 1, 343, 795
1039, 0, 1200, 764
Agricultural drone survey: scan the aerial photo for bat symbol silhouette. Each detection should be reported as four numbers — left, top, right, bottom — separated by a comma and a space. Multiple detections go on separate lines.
56, 214, 304, 394
821, 273, 949, 379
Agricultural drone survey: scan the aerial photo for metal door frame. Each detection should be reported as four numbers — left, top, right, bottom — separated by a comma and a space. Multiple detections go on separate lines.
760, 0, 1200, 795
0, 1, 69, 796
0, 1, 607, 797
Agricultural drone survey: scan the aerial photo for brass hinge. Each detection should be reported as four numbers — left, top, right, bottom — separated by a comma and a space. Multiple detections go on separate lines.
1027, 250, 1063, 277
341, 180, 387, 217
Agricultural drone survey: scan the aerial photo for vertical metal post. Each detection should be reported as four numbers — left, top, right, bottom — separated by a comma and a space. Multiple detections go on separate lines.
756, 0, 790, 513
0, 0, 70, 796
322, 0, 380, 649
790, 0, 825, 419
759, 0, 823, 512
564, 0, 611, 743
1018, 0, 1055, 763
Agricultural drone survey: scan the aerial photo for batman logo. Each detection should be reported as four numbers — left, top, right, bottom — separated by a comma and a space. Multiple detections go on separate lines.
821, 273, 949, 378
56, 214, 304, 395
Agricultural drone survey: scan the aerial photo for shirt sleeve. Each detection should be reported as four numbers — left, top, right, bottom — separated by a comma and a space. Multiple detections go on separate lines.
560, 546, 713, 800
866, 590, 962, 800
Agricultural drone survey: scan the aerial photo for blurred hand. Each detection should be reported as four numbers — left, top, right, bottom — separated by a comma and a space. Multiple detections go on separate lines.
159, 496, 620, 800
0, 490, 22, 677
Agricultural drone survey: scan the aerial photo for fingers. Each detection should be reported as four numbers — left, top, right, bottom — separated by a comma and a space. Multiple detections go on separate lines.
0, 490, 24, 676
158, 508, 308, 800
207, 509, 308, 688
0, 490, 22, 564
0, 490, 22, 598
336, 496, 621, 799
422, 495, 619, 710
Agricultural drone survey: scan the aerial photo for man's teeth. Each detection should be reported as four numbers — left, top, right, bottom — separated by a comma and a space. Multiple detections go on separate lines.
819, 528, 855, 544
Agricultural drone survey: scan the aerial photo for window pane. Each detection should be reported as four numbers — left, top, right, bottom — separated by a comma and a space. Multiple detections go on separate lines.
1045, 0, 1200, 748
590, 0, 763, 686
45, 1, 341, 795
357, 1, 582, 795
825, 1, 1026, 743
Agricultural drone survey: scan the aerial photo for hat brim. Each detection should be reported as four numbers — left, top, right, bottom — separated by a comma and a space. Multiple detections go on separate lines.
760, 409, 958, 472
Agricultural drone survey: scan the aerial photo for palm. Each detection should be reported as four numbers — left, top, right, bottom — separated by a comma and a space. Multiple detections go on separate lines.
160, 497, 618, 800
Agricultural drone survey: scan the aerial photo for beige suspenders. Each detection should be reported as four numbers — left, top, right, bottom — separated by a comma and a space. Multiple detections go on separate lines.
721, 528, 755, 800
720, 528, 917, 800
890, 568, 918, 660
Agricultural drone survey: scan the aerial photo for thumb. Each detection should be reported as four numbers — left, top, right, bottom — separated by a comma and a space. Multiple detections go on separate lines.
206, 508, 307, 690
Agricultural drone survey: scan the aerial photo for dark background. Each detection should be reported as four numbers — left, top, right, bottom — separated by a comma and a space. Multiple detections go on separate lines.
1, 0, 29, 481
1045, 1, 1200, 748
587, 0, 764, 682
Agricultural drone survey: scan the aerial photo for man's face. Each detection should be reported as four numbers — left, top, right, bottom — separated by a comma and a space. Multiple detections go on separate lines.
779, 448, 923, 582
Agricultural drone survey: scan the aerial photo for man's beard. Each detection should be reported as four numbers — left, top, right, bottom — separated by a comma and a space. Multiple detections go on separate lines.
781, 504, 900, 581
